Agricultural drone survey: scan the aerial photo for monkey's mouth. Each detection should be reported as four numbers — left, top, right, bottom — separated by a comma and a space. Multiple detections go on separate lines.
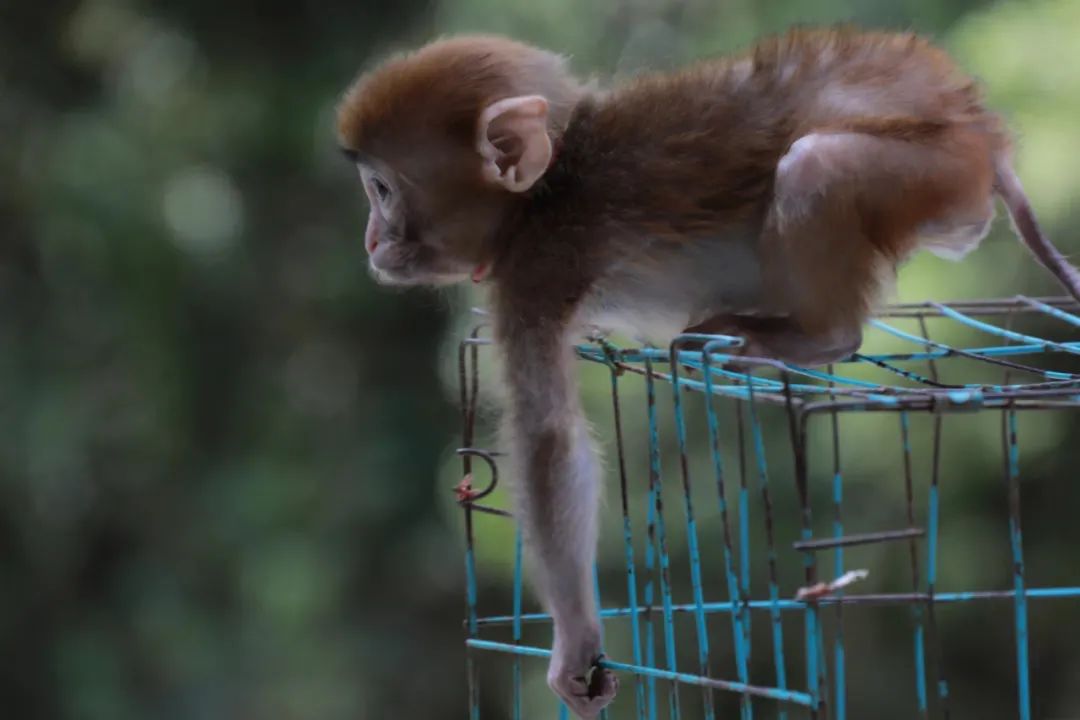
369, 264, 417, 286
369, 263, 466, 288
371, 254, 477, 284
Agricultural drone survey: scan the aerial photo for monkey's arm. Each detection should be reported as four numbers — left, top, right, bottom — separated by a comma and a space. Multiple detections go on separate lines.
495, 312, 618, 718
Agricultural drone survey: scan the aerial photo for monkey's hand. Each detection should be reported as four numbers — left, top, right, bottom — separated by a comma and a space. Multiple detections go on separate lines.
547, 630, 618, 718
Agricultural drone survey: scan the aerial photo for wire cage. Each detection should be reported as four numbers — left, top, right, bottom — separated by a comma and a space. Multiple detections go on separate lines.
454, 296, 1080, 720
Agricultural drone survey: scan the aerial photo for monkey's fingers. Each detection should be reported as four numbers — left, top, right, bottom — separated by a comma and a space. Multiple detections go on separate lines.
550, 668, 618, 718
585, 661, 618, 700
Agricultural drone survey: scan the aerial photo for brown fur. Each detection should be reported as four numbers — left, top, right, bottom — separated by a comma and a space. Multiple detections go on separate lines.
336, 29, 1023, 328
338, 35, 584, 161
478, 28, 1011, 338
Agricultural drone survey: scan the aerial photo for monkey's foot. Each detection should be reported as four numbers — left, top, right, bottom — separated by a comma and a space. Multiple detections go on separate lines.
548, 657, 618, 718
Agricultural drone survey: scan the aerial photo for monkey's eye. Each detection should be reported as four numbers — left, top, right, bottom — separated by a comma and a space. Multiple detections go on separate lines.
371, 176, 392, 203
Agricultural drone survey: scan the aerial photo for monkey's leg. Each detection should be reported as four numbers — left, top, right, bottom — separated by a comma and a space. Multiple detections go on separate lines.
685, 313, 861, 366
762, 129, 995, 359
738, 320, 862, 366
498, 320, 617, 718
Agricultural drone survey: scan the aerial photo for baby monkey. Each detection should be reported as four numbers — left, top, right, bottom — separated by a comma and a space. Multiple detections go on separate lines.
337, 28, 1080, 717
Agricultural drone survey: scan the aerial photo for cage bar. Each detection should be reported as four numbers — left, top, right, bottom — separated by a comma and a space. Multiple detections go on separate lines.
457, 297, 1080, 719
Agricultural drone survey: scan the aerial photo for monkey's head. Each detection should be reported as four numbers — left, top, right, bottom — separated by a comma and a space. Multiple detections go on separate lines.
336, 36, 584, 286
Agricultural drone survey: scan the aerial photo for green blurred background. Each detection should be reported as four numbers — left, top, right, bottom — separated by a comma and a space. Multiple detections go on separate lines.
3, 0, 1080, 718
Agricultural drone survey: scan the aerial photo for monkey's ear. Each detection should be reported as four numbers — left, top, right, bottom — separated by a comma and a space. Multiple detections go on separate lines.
477, 95, 552, 192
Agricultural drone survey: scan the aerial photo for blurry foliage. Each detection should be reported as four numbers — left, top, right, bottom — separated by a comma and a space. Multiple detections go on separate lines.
3, 1, 459, 718
1, 0, 1079, 718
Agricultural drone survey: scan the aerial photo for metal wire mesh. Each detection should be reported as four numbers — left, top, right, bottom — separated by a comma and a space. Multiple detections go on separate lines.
455, 296, 1080, 719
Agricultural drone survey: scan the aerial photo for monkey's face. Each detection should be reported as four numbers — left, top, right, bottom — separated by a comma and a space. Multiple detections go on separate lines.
344, 92, 557, 287
335, 33, 584, 287
355, 158, 503, 287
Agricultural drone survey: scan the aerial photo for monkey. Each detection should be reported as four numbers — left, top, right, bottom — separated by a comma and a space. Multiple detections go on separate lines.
336, 29, 1080, 717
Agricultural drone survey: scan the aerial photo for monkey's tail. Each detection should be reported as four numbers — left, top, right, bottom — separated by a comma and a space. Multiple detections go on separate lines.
995, 159, 1080, 303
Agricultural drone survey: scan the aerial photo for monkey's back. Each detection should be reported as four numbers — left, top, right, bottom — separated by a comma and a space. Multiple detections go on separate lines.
613, 27, 1002, 144
559, 27, 1007, 236
749, 28, 996, 126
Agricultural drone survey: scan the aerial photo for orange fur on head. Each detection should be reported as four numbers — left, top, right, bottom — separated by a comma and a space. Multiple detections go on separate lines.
336, 36, 584, 159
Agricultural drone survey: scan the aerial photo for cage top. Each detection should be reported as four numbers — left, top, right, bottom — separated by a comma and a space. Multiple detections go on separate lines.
468, 296, 1080, 414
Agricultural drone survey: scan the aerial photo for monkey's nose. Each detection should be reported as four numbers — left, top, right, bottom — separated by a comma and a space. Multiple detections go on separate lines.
364, 224, 380, 255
